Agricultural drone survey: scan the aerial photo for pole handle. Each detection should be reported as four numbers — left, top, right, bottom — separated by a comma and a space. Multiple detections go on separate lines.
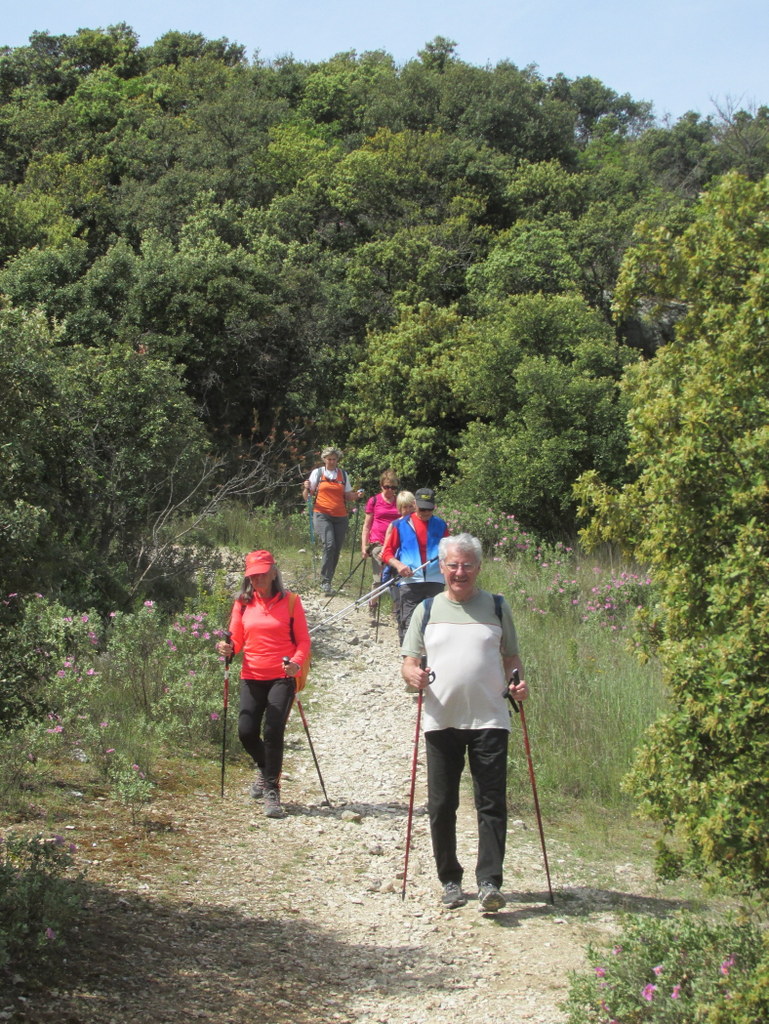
505, 667, 520, 713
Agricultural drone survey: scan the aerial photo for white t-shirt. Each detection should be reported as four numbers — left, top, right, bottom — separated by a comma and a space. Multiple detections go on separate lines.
401, 590, 518, 732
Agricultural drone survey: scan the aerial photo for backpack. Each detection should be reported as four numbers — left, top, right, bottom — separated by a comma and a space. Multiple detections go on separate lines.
287, 591, 311, 693
420, 593, 504, 640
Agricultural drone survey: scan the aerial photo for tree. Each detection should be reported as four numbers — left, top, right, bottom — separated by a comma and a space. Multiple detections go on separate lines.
446, 293, 634, 534
577, 172, 769, 892
342, 303, 468, 485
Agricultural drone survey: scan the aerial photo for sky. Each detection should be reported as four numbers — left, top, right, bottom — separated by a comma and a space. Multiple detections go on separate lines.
2, 0, 767, 123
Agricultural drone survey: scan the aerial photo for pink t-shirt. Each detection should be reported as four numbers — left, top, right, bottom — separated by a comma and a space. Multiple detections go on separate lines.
365, 492, 400, 544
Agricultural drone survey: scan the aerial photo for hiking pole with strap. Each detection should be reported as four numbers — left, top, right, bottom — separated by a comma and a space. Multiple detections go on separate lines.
506, 669, 555, 905
284, 658, 331, 807
309, 556, 439, 635
220, 630, 233, 798
402, 658, 434, 900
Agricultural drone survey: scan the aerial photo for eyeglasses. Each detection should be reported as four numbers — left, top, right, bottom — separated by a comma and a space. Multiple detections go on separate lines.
382, 485, 397, 489
444, 562, 478, 571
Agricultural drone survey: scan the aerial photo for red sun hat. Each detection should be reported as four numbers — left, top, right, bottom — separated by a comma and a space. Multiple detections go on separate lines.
244, 550, 275, 576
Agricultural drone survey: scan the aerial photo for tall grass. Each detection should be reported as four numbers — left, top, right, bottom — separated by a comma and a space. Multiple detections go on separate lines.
479, 541, 663, 810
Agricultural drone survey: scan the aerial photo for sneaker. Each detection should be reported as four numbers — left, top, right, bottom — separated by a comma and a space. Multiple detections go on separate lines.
478, 881, 506, 913
250, 768, 266, 799
263, 789, 287, 819
441, 881, 467, 909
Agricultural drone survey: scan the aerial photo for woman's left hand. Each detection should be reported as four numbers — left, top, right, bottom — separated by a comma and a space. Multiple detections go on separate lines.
283, 660, 300, 678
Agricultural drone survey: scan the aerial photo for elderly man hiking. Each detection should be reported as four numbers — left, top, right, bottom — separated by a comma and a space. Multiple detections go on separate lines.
401, 533, 528, 912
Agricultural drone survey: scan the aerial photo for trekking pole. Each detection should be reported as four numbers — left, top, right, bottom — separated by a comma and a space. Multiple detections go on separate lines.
309, 556, 439, 635
348, 499, 362, 570
284, 658, 331, 807
220, 630, 233, 798
506, 669, 555, 905
307, 495, 318, 581
402, 658, 434, 900
323, 556, 366, 607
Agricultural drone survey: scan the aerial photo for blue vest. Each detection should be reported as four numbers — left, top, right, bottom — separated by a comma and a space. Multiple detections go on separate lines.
397, 515, 445, 583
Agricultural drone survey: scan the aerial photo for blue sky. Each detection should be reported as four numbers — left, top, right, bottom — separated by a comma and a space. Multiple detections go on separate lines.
3, 0, 767, 122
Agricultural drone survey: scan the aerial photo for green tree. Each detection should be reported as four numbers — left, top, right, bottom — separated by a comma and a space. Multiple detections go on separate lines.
577, 171, 769, 892
446, 293, 634, 534
342, 303, 468, 484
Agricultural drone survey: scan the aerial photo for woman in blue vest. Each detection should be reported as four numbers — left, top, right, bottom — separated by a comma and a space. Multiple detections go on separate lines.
381, 487, 449, 642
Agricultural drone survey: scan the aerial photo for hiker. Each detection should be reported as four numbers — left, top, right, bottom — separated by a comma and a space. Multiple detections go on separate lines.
379, 490, 416, 632
216, 550, 311, 820
381, 486, 449, 642
360, 469, 401, 615
400, 533, 527, 912
303, 447, 362, 594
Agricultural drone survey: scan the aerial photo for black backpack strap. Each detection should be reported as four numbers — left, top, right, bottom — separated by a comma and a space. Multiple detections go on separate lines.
493, 593, 503, 624
420, 596, 435, 641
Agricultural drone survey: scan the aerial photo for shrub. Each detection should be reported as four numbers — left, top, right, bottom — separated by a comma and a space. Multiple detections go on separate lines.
0, 832, 82, 975
563, 912, 765, 1024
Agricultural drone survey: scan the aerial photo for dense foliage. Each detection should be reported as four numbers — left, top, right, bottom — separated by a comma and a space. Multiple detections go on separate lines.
577, 172, 769, 893
1, 25, 768, 607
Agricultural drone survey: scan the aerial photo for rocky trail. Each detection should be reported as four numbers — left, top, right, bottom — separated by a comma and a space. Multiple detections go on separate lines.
7, 585, 689, 1024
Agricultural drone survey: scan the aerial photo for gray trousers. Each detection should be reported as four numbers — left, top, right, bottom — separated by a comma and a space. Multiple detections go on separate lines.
313, 512, 348, 587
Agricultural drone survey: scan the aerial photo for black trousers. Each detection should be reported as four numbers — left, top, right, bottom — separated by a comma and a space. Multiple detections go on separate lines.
238, 678, 295, 788
397, 581, 444, 642
424, 727, 509, 889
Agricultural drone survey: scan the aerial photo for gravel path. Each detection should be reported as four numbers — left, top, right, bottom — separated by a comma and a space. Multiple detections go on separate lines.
8, 583, 682, 1024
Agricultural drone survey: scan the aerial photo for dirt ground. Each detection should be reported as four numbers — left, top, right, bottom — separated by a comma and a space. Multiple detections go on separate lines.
3, 586, 691, 1024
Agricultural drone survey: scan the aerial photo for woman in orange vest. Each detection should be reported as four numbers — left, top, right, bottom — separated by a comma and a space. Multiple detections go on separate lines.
303, 447, 362, 594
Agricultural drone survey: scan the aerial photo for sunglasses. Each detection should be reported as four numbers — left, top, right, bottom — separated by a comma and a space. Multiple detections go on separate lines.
383, 485, 397, 489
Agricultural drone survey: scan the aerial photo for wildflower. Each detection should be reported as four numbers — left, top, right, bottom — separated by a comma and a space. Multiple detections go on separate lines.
100, 721, 109, 728
143, 600, 154, 608
81, 614, 89, 623
720, 955, 735, 976
641, 984, 657, 1001
210, 712, 220, 721
671, 985, 681, 999
45, 927, 56, 941
653, 964, 664, 976
105, 748, 116, 753
594, 966, 607, 977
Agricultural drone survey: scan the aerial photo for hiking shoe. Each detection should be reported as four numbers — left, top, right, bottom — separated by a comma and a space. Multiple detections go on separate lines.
263, 789, 286, 819
441, 881, 467, 909
478, 881, 506, 913
250, 768, 266, 799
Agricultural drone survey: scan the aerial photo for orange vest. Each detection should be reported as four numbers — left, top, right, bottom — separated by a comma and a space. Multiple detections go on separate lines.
312, 469, 348, 517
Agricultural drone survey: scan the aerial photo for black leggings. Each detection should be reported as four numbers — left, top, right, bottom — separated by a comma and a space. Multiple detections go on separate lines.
238, 678, 295, 788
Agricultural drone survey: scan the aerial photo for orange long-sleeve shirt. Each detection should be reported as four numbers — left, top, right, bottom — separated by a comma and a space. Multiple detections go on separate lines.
228, 591, 311, 681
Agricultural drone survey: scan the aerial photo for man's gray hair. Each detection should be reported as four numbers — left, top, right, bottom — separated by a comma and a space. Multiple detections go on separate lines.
439, 533, 482, 564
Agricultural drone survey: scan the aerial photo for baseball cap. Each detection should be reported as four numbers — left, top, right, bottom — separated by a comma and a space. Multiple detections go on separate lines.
414, 487, 436, 510
244, 550, 276, 575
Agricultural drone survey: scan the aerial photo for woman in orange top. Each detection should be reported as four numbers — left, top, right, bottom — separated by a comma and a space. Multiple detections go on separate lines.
217, 550, 311, 819
303, 446, 362, 594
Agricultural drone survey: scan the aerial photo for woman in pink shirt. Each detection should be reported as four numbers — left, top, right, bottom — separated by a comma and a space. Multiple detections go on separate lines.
360, 469, 401, 612
217, 550, 311, 819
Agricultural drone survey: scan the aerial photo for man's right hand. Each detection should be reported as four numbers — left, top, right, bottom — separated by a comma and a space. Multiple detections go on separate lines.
401, 656, 433, 690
